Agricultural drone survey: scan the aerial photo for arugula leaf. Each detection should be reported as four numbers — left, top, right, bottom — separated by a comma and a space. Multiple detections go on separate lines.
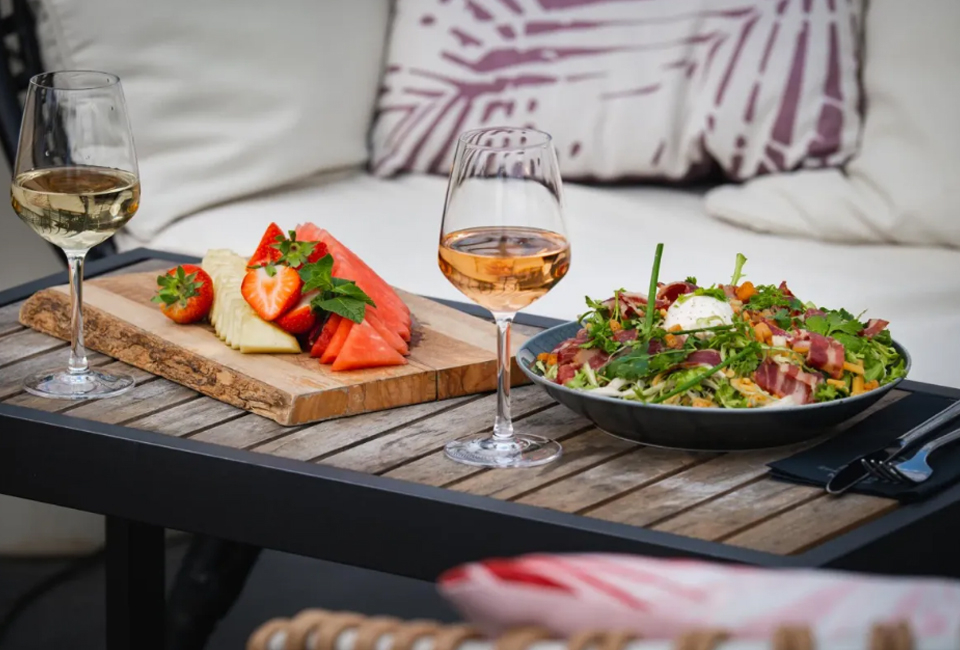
603, 347, 686, 381
731, 252, 747, 286
716, 381, 749, 408
746, 285, 795, 311
691, 286, 728, 301
814, 382, 844, 402
313, 295, 367, 323
806, 311, 865, 339
833, 332, 865, 355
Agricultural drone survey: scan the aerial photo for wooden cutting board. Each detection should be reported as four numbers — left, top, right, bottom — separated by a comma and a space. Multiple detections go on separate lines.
19, 272, 529, 425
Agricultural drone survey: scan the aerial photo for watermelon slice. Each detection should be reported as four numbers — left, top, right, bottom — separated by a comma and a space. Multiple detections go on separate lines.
295, 223, 412, 339
331, 319, 407, 371
319, 317, 353, 364
296, 224, 411, 319
325, 234, 411, 317
309, 314, 342, 358
366, 310, 408, 356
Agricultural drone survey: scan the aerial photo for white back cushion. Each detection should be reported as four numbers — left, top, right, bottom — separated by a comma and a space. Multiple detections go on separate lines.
704, 0, 960, 247
29, 0, 390, 241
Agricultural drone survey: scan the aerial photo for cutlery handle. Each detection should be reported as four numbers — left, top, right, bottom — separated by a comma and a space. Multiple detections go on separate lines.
917, 426, 960, 454
899, 399, 960, 447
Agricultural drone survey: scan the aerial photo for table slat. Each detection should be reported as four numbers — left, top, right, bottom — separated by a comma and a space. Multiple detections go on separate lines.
384, 405, 597, 487
319, 386, 554, 474
0, 300, 25, 337
516, 447, 709, 514
133, 397, 244, 436
585, 448, 802, 527
723, 493, 898, 554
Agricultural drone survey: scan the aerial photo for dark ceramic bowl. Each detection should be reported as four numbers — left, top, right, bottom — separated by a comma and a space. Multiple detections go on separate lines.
517, 321, 911, 451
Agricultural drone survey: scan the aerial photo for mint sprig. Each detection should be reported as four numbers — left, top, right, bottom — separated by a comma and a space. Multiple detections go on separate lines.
298, 254, 375, 323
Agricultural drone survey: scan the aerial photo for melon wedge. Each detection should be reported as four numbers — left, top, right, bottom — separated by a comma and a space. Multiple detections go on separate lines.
238, 313, 300, 354
322, 231, 411, 316
331, 319, 407, 371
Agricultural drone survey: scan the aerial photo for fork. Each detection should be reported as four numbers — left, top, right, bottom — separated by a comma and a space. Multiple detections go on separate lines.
863, 426, 960, 484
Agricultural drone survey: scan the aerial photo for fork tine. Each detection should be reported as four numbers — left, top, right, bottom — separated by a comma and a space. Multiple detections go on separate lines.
862, 458, 903, 483
861, 458, 886, 481
873, 459, 906, 483
884, 463, 912, 484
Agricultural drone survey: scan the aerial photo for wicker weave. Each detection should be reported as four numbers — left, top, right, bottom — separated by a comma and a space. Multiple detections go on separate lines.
247, 609, 919, 650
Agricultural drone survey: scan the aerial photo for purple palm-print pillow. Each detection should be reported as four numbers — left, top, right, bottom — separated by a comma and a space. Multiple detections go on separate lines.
371, 0, 862, 181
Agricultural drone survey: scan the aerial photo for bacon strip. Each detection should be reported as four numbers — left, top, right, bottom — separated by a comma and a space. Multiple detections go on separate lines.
552, 329, 609, 384
860, 318, 889, 339
679, 350, 723, 369
803, 331, 845, 379
600, 292, 667, 318
613, 329, 638, 343
657, 281, 697, 306
753, 358, 822, 404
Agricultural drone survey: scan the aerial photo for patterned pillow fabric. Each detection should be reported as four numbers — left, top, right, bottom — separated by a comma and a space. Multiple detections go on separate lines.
372, 0, 863, 181
439, 554, 960, 641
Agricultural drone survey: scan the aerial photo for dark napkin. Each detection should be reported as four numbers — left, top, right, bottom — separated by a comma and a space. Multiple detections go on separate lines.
768, 391, 960, 502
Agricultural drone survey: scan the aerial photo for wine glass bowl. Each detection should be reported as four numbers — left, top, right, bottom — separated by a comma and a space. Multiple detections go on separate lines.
438, 127, 570, 468
11, 71, 140, 399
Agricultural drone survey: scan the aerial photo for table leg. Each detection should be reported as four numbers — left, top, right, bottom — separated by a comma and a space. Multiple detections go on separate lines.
106, 516, 165, 650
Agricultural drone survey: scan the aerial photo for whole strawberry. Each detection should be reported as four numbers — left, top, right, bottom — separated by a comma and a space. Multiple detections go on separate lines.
153, 264, 214, 324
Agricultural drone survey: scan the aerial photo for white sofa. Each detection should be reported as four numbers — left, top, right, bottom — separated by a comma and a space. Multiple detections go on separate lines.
9, 0, 959, 557
136, 171, 960, 388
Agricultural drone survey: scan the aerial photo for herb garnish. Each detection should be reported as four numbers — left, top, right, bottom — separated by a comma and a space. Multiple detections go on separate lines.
298, 254, 375, 323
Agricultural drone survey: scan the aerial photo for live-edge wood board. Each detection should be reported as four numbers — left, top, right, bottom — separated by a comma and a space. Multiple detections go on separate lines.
19, 271, 529, 425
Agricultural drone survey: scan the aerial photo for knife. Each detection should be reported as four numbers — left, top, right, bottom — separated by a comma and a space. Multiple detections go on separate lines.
825, 398, 960, 495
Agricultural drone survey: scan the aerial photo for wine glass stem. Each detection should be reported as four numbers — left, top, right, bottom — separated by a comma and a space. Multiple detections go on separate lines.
492, 313, 515, 441
66, 252, 89, 375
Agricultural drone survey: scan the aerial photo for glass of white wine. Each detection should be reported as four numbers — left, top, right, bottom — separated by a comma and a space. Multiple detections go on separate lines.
438, 127, 570, 468
11, 71, 140, 399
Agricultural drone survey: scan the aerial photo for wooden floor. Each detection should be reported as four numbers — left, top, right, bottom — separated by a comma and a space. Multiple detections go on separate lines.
0, 260, 899, 556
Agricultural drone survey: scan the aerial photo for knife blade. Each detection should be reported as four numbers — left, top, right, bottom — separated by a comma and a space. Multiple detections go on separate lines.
825, 398, 960, 495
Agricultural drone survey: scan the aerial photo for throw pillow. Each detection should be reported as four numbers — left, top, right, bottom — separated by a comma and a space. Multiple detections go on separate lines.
439, 554, 960, 640
29, 0, 391, 242
372, 0, 863, 181
705, 0, 960, 247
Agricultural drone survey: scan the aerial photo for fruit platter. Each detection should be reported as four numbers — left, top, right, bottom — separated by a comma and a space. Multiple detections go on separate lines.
19, 224, 525, 425
152, 223, 413, 372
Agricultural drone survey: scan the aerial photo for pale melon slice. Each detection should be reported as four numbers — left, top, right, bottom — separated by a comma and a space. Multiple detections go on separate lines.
238, 313, 300, 354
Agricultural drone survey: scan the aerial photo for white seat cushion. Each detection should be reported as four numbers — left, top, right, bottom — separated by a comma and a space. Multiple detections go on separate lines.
129, 173, 960, 387
31, 0, 390, 241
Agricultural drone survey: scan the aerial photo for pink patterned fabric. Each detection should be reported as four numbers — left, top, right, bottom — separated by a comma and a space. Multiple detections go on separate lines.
372, 0, 862, 181
439, 554, 960, 641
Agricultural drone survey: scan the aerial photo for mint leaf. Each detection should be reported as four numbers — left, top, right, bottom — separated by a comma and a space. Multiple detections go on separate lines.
299, 254, 335, 292
314, 296, 367, 323
331, 281, 376, 306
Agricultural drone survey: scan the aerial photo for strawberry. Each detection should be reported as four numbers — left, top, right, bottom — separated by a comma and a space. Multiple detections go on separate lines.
240, 265, 302, 321
247, 222, 285, 267
274, 290, 318, 334
153, 264, 213, 324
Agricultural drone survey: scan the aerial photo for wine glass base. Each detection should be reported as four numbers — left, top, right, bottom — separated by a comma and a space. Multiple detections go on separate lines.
444, 433, 562, 468
23, 369, 135, 400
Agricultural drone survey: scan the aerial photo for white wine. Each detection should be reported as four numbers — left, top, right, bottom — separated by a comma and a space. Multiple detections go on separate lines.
11, 166, 140, 251
438, 226, 570, 312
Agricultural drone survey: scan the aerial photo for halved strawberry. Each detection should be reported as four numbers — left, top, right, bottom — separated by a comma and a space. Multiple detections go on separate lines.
274, 290, 318, 334
240, 265, 302, 321
247, 223, 285, 267
153, 264, 213, 324
309, 313, 342, 358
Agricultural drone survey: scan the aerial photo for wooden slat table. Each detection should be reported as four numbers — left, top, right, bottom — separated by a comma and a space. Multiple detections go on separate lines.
2, 250, 960, 648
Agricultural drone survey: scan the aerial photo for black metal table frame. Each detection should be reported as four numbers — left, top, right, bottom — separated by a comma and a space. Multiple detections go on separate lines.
2, 249, 959, 649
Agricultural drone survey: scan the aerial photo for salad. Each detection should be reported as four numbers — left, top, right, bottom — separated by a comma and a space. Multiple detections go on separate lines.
534, 245, 906, 408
